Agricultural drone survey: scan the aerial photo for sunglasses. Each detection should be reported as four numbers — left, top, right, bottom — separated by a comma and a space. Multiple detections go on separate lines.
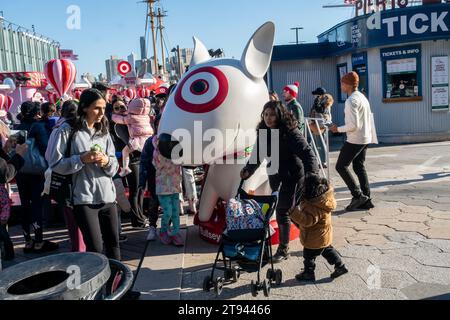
113, 105, 127, 113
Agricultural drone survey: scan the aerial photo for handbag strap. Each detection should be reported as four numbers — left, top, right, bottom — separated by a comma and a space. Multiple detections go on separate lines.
65, 128, 76, 158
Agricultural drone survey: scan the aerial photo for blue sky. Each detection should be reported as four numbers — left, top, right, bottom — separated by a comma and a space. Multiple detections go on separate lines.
1, 0, 354, 77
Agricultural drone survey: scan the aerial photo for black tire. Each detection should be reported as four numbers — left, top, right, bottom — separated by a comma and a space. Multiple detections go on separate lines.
224, 269, 234, 281
275, 269, 283, 286
250, 281, 258, 297
203, 276, 212, 292
214, 277, 224, 296
266, 269, 275, 282
263, 279, 271, 297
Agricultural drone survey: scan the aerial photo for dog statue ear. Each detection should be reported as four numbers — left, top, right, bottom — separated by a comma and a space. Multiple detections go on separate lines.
190, 37, 211, 68
241, 22, 275, 79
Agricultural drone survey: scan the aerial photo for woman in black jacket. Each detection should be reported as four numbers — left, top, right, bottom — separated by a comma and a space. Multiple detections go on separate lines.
16, 102, 59, 253
241, 100, 320, 262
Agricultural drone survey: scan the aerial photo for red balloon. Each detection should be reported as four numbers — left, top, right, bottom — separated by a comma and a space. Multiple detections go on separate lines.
138, 88, 151, 99
44, 59, 77, 98
6, 96, 13, 111
0, 94, 6, 110
123, 88, 137, 100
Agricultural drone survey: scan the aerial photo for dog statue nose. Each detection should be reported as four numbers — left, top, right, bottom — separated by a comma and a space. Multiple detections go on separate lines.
158, 134, 182, 160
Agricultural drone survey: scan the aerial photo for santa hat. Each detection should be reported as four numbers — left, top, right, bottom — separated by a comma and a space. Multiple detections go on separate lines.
283, 82, 300, 98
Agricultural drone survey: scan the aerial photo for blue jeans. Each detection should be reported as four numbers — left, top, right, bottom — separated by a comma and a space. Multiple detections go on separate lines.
158, 194, 181, 235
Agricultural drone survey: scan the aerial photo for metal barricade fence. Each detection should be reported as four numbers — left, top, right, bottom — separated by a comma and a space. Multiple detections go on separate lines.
304, 117, 330, 180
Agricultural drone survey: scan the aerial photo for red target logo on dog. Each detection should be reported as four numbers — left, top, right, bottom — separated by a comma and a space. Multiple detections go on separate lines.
118, 61, 132, 76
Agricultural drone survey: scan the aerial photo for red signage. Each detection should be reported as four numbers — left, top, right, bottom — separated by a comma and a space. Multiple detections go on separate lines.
59, 49, 79, 61
118, 61, 132, 76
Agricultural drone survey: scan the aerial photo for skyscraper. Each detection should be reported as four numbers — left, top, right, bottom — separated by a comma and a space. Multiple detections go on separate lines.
105, 55, 121, 82
128, 52, 138, 73
140, 36, 147, 60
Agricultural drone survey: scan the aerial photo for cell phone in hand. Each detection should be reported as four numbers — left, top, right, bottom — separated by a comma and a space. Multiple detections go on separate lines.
10, 130, 27, 145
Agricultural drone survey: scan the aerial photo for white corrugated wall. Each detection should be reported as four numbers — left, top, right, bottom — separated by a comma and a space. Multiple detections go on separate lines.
270, 39, 450, 143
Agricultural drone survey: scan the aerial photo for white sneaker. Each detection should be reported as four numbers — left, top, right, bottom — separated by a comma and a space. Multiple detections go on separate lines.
147, 226, 157, 241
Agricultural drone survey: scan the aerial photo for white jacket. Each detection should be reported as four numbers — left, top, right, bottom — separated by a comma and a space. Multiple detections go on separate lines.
338, 91, 373, 145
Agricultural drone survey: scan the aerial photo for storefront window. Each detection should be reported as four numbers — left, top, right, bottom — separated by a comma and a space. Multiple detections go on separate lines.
384, 58, 419, 99
352, 52, 369, 97
337, 63, 348, 103
380, 44, 422, 102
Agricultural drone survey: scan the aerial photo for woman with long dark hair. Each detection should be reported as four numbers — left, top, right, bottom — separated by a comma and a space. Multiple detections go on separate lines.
241, 100, 319, 262
49, 89, 120, 260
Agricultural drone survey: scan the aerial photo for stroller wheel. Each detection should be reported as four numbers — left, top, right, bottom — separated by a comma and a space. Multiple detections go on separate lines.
263, 279, 271, 298
203, 276, 213, 292
250, 281, 258, 297
214, 277, 224, 296
266, 269, 275, 282
224, 269, 234, 281
275, 269, 283, 286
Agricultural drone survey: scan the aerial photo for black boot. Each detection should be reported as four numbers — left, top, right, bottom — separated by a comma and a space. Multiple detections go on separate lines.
273, 223, 291, 263
358, 198, 375, 210
295, 270, 316, 282
331, 264, 349, 279
273, 246, 290, 263
346, 195, 369, 212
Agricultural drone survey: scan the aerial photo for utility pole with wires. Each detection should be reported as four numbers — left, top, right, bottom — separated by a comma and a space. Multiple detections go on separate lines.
141, 0, 159, 75
157, 8, 167, 75
290, 27, 305, 45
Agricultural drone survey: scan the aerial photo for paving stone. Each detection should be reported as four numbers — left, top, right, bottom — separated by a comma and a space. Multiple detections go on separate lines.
368, 253, 423, 273
401, 283, 450, 300
406, 266, 450, 286
351, 288, 409, 300
428, 211, 450, 220
422, 228, 450, 240
423, 239, 450, 253
386, 222, 430, 234
346, 234, 389, 246
425, 219, 450, 229
379, 269, 418, 290
338, 245, 383, 260
409, 252, 450, 268
397, 214, 431, 223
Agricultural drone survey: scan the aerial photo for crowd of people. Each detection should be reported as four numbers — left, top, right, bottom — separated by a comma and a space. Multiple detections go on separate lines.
0, 71, 375, 283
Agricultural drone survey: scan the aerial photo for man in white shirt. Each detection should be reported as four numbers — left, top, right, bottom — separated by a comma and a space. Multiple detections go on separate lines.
330, 72, 374, 211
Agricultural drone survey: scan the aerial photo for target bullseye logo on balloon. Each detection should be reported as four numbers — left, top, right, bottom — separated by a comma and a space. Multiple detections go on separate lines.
174, 67, 228, 114
118, 61, 132, 76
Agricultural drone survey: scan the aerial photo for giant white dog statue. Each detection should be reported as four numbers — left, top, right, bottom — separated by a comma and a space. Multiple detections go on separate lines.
158, 22, 276, 223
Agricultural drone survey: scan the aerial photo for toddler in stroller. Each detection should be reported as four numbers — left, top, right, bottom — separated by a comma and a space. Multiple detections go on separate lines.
203, 181, 283, 298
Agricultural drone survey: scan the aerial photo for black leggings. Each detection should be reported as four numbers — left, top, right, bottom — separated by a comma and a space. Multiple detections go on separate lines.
303, 246, 343, 272
271, 177, 304, 249
128, 163, 148, 226
73, 203, 120, 260
16, 173, 46, 243
336, 142, 370, 198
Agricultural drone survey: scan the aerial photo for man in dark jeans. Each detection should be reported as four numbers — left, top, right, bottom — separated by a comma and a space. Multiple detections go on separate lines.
331, 72, 375, 211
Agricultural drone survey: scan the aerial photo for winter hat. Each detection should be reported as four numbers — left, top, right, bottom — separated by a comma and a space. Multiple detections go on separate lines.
341, 72, 360, 88
283, 82, 300, 98
128, 98, 151, 116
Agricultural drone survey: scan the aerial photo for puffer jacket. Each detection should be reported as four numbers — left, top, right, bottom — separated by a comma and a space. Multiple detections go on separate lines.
112, 98, 154, 152
290, 186, 337, 250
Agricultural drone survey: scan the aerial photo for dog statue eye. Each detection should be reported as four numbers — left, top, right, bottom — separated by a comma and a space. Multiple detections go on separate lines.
191, 80, 209, 95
